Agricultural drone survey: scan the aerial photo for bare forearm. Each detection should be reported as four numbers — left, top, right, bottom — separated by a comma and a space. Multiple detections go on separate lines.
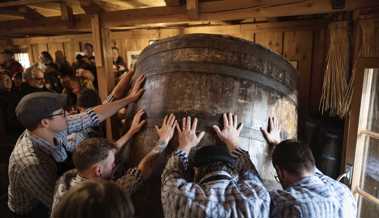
93, 97, 130, 122
137, 140, 168, 179
115, 131, 133, 150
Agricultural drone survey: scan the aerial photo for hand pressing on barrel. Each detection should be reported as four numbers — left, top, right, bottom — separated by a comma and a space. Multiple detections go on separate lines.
213, 113, 244, 153
155, 113, 177, 149
110, 70, 135, 99
260, 116, 281, 147
125, 74, 145, 103
115, 109, 146, 150
137, 113, 177, 179
176, 116, 205, 155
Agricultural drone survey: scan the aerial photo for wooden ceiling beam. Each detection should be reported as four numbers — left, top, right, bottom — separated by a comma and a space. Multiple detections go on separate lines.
165, 0, 183, 7
0, 8, 25, 17
0, 14, 90, 36
105, 0, 149, 9
0, 0, 61, 8
0, 0, 378, 36
79, 0, 104, 15
0, 6, 45, 20
19, 6, 46, 19
103, 0, 379, 27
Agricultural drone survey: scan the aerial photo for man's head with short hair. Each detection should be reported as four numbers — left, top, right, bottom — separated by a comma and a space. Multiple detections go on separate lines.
73, 138, 117, 180
52, 180, 134, 218
272, 140, 316, 188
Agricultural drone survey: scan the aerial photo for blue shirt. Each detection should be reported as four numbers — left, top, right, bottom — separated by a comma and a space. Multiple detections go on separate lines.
161, 148, 270, 218
269, 169, 357, 218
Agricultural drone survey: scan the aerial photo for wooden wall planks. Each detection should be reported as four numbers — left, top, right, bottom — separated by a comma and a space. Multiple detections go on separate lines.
255, 31, 283, 55
7, 21, 326, 120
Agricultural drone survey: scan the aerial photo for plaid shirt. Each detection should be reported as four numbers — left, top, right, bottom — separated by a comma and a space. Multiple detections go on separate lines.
269, 169, 357, 218
51, 168, 143, 216
8, 109, 100, 215
161, 148, 270, 218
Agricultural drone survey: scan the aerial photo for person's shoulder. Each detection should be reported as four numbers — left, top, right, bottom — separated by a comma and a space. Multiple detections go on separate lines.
270, 189, 298, 206
234, 177, 269, 196
316, 171, 352, 195
11, 60, 23, 67
11, 133, 55, 170
56, 169, 78, 188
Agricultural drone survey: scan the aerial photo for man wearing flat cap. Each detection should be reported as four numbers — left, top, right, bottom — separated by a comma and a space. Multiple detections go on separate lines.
161, 113, 270, 218
8, 73, 145, 217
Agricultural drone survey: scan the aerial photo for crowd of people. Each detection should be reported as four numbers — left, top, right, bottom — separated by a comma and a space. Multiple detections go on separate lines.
0, 44, 127, 145
1, 44, 358, 218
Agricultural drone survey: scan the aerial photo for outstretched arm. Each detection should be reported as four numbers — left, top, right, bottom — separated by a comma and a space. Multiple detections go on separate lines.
114, 108, 146, 150
161, 116, 208, 218
212, 113, 258, 179
116, 113, 177, 194
93, 75, 145, 122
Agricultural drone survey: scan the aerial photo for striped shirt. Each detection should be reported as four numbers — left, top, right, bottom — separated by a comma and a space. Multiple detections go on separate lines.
8, 109, 100, 215
269, 169, 357, 218
51, 168, 143, 216
161, 148, 270, 218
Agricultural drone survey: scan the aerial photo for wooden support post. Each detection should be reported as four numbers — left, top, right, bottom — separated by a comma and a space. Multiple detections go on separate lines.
60, 2, 75, 27
90, 14, 115, 140
186, 0, 199, 20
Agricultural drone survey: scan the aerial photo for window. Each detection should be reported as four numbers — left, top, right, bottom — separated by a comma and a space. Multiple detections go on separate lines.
14, 52, 31, 69
351, 59, 379, 218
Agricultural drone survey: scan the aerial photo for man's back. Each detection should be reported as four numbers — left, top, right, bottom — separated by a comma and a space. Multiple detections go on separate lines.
161, 149, 270, 218
270, 170, 356, 218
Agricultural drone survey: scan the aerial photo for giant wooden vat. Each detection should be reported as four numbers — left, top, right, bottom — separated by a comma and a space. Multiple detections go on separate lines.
127, 33, 298, 218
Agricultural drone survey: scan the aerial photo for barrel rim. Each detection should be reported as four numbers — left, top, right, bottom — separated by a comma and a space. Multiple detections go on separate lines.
136, 33, 298, 84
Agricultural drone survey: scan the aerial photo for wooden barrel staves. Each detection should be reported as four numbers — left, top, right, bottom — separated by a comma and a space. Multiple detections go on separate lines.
127, 34, 298, 218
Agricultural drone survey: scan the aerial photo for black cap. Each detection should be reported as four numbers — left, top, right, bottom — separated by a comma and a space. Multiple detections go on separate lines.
189, 144, 236, 168
16, 92, 67, 129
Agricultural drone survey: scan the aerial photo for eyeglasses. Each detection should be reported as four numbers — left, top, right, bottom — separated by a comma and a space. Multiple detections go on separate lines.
47, 110, 66, 118
34, 77, 45, 81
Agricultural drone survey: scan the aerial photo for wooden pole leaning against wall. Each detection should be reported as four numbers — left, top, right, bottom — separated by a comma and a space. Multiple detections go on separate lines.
90, 13, 115, 140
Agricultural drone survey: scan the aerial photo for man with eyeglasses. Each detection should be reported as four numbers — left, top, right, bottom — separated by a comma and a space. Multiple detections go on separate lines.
8, 74, 145, 218
260, 117, 357, 218
20, 66, 48, 97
